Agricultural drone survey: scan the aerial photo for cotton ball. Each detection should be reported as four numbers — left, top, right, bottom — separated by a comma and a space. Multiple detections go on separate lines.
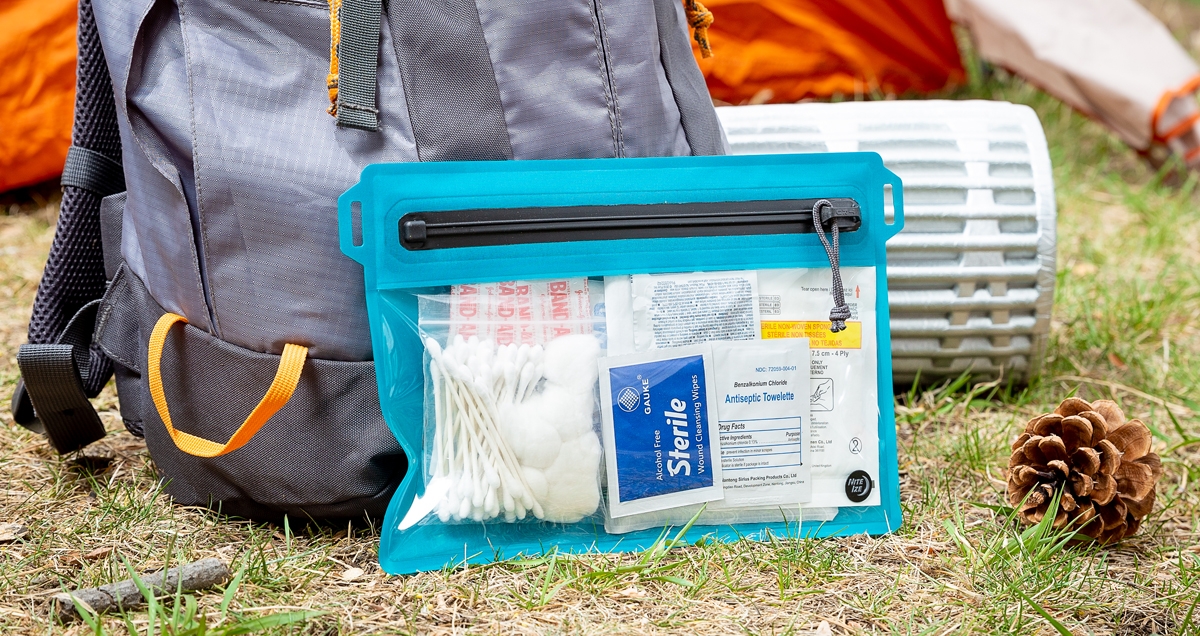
538, 383, 595, 441
536, 435, 602, 523
542, 335, 601, 391
519, 419, 562, 470
500, 397, 562, 470
521, 466, 549, 501
497, 402, 532, 461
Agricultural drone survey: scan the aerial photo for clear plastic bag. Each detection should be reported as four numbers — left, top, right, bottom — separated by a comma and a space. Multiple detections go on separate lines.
401, 279, 606, 528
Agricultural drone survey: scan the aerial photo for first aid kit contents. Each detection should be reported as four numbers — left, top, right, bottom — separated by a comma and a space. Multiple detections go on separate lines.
340, 153, 905, 574
599, 338, 814, 534
607, 266, 879, 511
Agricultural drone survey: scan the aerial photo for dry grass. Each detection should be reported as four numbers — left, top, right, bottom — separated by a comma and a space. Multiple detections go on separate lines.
6, 45, 1200, 636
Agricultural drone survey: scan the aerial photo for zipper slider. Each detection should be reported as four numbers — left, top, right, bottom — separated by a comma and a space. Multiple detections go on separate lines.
402, 219, 428, 246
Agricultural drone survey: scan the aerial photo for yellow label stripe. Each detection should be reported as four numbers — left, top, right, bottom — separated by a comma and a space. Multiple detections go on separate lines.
761, 320, 862, 349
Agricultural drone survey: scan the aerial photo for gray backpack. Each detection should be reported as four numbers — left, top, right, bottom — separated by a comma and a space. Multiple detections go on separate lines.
13, 0, 726, 520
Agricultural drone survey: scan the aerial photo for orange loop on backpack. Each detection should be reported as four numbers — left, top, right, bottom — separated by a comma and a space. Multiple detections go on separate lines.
147, 313, 308, 458
683, 0, 714, 59
1151, 74, 1200, 142
326, 0, 343, 117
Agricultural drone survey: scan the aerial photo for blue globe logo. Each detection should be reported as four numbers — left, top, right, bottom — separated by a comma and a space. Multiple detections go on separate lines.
616, 387, 640, 413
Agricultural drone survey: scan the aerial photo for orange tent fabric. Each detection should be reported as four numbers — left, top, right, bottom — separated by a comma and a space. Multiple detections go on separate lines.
0, 0, 77, 192
697, 0, 965, 104
0, 0, 963, 191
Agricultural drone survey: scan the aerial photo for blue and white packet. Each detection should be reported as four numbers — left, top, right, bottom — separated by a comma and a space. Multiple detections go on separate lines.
598, 344, 724, 518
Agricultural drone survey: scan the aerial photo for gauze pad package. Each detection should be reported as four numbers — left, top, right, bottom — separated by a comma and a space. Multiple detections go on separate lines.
759, 267, 880, 507
341, 153, 905, 574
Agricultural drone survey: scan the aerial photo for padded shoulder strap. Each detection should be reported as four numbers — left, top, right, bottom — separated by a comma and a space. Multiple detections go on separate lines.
15, 0, 119, 452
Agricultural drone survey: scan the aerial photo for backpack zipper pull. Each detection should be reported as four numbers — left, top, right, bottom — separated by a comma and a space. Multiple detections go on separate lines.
812, 199, 852, 333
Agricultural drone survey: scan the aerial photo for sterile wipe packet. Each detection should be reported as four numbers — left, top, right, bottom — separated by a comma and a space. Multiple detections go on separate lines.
598, 344, 724, 518
759, 267, 881, 508
602, 339, 817, 534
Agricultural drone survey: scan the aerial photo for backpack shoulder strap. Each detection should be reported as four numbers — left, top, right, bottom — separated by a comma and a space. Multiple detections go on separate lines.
13, 0, 121, 453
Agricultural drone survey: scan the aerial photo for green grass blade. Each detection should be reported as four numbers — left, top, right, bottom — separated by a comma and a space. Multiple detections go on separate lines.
213, 610, 326, 636
220, 566, 246, 620
1178, 590, 1200, 636
122, 556, 158, 636
64, 591, 105, 636
1013, 587, 1073, 636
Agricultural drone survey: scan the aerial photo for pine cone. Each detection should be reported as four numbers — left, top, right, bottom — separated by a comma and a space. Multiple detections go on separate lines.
1007, 397, 1162, 543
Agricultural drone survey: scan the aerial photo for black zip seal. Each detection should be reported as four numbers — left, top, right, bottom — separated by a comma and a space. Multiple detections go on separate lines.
398, 198, 861, 250
813, 199, 851, 333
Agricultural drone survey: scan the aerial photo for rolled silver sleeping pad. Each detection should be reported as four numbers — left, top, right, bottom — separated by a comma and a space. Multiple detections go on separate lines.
716, 101, 1056, 384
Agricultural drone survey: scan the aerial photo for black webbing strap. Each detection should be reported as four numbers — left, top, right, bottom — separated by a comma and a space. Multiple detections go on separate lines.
336, 0, 383, 131
15, 300, 107, 454
61, 145, 126, 197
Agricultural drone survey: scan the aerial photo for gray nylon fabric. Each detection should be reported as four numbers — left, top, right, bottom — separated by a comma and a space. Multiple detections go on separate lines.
336, 0, 382, 131
588, 0, 690, 158
183, 0, 415, 359
95, 266, 142, 374
95, 266, 151, 437
95, 0, 212, 333
100, 192, 126, 281
651, 0, 727, 156
93, 0, 718, 361
385, 0, 512, 160
62, 146, 126, 196
97, 0, 418, 360
474, 0, 624, 159
98, 267, 404, 519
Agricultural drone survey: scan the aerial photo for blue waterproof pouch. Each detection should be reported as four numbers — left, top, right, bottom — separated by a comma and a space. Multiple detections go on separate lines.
339, 154, 904, 574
